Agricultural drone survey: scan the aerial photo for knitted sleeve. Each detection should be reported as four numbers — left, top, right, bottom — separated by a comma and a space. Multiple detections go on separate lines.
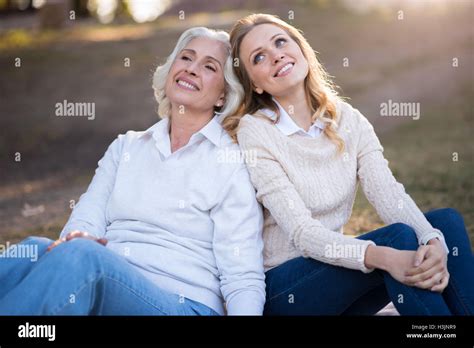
351, 105, 449, 253
238, 116, 376, 273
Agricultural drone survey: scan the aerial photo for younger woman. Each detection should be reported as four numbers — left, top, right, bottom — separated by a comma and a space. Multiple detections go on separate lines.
224, 14, 473, 315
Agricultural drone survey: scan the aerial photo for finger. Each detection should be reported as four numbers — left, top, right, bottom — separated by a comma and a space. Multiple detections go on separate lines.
414, 251, 446, 275
431, 274, 450, 293
405, 263, 444, 284
67, 231, 98, 242
96, 238, 108, 246
414, 245, 429, 267
405, 256, 438, 277
415, 272, 444, 290
65, 230, 88, 241
431, 277, 447, 293
46, 238, 65, 252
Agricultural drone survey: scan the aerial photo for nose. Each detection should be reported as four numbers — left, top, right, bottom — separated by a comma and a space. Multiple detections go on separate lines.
272, 51, 285, 65
185, 62, 199, 76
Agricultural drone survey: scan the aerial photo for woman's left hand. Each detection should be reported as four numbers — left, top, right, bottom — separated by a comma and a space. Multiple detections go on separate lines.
404, 238, 449, 293
47, 230, 108, 252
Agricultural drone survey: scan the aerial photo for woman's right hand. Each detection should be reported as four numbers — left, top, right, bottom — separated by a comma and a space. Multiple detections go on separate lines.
365, 245, 419, 286
46, 230, 108, 252
383, 249, 420, 285
366, 245, 447, 291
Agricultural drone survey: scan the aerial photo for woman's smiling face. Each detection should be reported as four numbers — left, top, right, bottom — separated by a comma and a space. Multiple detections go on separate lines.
239, 23, 309, 98
165, 36, 227, 113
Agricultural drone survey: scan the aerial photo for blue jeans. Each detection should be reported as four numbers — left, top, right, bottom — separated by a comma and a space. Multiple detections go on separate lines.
264, 208, 474, 315
0, 237, 219, 315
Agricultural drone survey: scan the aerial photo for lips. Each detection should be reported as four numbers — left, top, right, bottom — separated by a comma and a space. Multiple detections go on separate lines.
175, 76, 200, 91
274, 62, 294, 77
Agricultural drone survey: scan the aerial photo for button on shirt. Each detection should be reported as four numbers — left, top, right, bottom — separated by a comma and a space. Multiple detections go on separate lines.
60, 116, 266, 315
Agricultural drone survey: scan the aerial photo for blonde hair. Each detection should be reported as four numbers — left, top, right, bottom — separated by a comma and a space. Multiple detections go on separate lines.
223, 14, 345, 152
152, 27, 244, 121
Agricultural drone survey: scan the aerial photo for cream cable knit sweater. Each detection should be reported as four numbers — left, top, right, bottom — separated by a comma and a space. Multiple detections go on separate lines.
237, 100, 447, 273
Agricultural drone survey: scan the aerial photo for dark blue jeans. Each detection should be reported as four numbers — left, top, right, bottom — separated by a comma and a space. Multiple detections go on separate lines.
264, 208, 474, 315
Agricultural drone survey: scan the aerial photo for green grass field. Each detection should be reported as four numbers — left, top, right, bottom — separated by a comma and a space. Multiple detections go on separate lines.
348, 85, 473, 247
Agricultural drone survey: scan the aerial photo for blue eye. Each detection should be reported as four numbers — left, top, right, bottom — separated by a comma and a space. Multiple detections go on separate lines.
253, 54, 264, 64
275, 38, 286, 47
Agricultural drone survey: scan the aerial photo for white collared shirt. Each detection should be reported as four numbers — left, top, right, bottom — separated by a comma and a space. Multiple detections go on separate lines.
262, 98, 326, 138
60, 116, 265, 315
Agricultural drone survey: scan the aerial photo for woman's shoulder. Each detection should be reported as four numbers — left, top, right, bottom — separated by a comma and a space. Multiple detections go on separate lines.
103, 127, 156, 156
336, 99, 358, 122
240, 111, 275, 127
236, 112, 282, 148
335, 99, 374, 132
116, 119, 167, 145
115, 129, 146, 147
238, 111, 280, 137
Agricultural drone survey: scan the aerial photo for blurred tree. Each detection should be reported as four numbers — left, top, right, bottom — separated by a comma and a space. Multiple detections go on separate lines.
0, 0, 34, 12
0, 0, 9, 11
73, 0, 89, 17
38, 0, 72, 29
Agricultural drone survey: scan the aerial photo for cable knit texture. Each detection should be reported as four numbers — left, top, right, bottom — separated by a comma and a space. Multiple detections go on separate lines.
237, 100, 447, 273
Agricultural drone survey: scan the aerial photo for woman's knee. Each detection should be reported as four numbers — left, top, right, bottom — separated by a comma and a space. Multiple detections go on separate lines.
51, 238, 107, 273
386, 223, 419, 250
16, 236, 54, 259
426, 208, 464, 227
425, 208, 468, 244
21, 236, 54, 247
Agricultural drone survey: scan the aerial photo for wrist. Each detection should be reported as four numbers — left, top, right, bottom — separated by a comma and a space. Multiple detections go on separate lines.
364, 245, 394, 271
427, 238, 441, 246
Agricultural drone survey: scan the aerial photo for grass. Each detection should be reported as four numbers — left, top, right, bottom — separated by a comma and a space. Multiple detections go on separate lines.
347, 87, 473, 247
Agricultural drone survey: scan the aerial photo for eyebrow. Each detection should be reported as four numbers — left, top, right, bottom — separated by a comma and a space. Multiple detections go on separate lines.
248, 33, 281, 62
181, 49, 222, 68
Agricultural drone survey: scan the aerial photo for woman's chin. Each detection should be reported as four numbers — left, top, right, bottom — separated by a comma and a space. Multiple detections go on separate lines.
168, 96, 198, 109
271, 80, 305, 97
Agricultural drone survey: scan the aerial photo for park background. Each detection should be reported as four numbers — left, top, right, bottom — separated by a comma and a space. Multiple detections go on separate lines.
0, 0, 472, 247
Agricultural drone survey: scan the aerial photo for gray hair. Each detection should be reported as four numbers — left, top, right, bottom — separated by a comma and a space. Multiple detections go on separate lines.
152, 27, 243, 121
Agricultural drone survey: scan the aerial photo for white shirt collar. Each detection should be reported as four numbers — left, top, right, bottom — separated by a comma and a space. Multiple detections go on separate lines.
262, 98, 325, 138
139, 116, 223, 158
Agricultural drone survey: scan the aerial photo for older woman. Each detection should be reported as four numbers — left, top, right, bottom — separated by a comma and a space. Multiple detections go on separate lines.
0, 27, 265, 316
